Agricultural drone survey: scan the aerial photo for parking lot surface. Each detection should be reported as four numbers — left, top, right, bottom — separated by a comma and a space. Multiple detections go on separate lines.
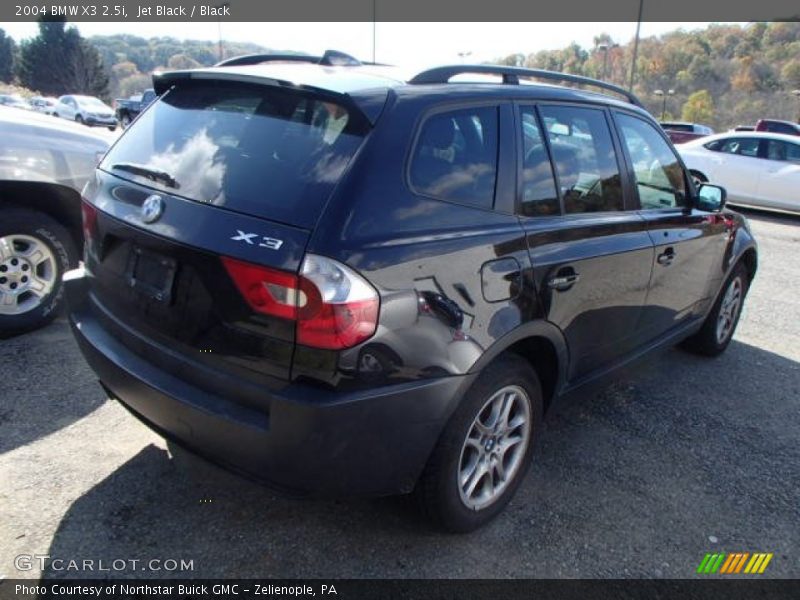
1, 209, 798, 580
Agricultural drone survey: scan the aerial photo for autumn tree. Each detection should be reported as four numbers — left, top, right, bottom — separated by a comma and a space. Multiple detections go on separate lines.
682, 90, 715, 124
781, 59, 800, 90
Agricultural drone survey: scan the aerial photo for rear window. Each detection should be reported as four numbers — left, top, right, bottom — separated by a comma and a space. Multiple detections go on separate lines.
100, 82, 368, 229
661, 123, 693, 133
763, 122, 799, 135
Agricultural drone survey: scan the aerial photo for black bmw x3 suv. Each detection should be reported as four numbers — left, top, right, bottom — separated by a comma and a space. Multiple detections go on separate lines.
66, 51, 757, 532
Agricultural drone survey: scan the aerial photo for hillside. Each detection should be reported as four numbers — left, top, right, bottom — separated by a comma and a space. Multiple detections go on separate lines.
89, 34, 282, 98
496, 22, 800, 130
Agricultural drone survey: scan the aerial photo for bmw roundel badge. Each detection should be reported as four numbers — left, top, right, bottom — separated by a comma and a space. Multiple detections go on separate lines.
141, 194, 164, 223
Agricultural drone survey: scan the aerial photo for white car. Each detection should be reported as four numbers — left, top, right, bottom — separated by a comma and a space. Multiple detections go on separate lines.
54, 95, 117, 131
29, 96, 58, 115
678, 132, 800, 214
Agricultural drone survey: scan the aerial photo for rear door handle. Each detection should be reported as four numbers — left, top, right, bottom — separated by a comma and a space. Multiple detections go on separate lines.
657, 247, 676, 266
547, 272, 580, 291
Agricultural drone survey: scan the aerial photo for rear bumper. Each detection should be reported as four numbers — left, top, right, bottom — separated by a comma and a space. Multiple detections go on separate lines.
66, 271, 468, 496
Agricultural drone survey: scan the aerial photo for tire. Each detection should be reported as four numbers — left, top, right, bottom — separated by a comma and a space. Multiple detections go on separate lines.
415, 354, 543, 532
120, 114, 131, 128
75, 115, 84, 125
681, 263, 749, 356
107, 124, 117, 131
0, 208, 78, 338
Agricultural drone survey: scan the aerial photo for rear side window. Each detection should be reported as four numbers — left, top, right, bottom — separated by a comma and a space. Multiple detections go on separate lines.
766, 139, 800, 162
100, 83, 368, 229
409, 106, 498, 208
540, 105, 623, 214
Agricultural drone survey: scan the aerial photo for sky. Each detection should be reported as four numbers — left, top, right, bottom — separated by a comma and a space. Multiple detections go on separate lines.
0, 21, 735, 71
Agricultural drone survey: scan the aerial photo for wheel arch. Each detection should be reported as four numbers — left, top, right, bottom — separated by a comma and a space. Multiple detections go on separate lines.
468, 320, 569, 413
0, 180, 84, 253
739, 246, 757, 283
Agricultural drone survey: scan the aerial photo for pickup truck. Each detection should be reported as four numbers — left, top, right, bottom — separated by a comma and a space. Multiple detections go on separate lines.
754, 118, 800, 136
660, 121, 714, 144
0, 107, 110, 336
114, 89, 157, 128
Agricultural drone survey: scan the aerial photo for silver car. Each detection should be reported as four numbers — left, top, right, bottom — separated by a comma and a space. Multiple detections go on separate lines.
54, 95, 117, 131
0, 107, 110, 336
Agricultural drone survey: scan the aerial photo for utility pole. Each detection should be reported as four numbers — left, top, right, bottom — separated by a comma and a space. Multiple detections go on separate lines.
216, 2, 230, 62
597, 43, 609, 80
629, 0, 644, 92
793, 89, 800, 122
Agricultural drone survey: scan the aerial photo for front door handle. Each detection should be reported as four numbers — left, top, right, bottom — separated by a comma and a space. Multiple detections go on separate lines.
657, 247, 676, 266
547, 272, 580, 291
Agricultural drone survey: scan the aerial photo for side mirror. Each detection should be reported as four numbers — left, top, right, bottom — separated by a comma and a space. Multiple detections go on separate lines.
696, 183, 727, 212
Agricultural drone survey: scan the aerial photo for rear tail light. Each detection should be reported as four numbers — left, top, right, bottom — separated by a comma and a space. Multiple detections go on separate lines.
222, 253, 379, 350
81, 199, 98, 242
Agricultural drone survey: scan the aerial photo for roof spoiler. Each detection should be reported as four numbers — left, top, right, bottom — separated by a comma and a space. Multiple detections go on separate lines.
215, 50, 374, 68
409, 64, 644, 108
151, 68, 389, 125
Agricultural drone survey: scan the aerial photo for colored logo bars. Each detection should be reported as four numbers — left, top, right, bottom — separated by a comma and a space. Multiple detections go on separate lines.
697, 552, 773, 574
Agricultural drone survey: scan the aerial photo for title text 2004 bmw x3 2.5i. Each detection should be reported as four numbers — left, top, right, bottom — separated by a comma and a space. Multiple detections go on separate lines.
66, 52, 757, 532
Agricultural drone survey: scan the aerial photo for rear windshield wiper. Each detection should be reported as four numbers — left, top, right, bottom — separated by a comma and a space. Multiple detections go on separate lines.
110, 162, 180, 190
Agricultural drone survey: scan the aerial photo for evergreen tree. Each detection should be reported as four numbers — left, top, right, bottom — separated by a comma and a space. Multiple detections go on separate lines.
17, 18, 109, 99
0, 29, 15, 83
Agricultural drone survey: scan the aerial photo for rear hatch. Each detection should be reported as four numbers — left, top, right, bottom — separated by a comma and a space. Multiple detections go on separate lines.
83, 78, 370, 391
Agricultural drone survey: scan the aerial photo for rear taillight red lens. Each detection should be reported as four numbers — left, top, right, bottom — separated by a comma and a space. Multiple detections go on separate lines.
221, 257, 299, 320
221, 253, 379, 350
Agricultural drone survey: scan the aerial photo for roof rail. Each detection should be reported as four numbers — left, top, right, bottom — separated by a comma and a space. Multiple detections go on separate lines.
409, 65, 644, 108
215, 50, 365, 68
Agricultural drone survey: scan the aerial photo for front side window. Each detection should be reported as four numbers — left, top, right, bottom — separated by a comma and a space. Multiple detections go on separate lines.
518, 108, 559, 216
539, 105, 623, 213
718, 137, 760, 157
617, 113, 687, 209
409, 106, 499, 208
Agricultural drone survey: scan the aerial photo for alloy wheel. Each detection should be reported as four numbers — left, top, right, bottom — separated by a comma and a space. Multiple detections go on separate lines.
457, 384, 532, 511
716, 276, 743, 344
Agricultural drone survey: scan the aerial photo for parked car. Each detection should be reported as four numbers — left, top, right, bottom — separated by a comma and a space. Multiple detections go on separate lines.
0, 94, 31, 110
731, 125, 755, 132
114, 88, 157, 128
678, 131, 800, 214
66, 54, 757, 532
754, 118, 800, 136
29, 96, 58, 115
660, 121, 714, 144
54, 95, 117, 130
0, 107, 110, 336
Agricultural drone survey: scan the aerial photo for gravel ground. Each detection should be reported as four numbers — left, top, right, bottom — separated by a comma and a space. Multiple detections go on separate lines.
1, 208, 798, 580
